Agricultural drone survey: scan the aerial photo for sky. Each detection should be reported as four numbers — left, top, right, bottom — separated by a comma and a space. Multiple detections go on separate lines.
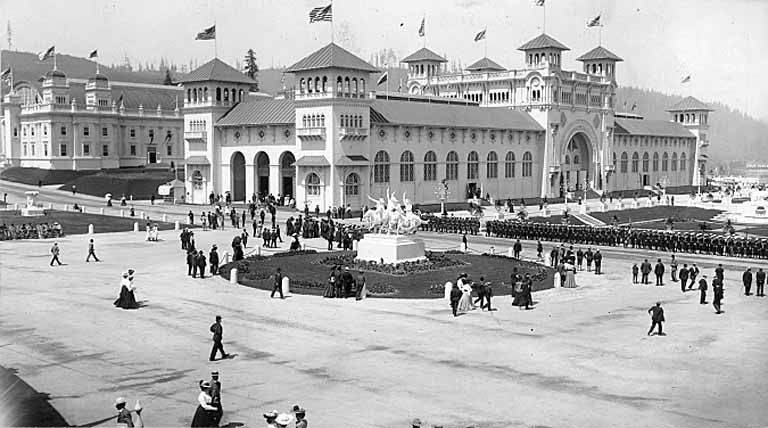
1, 0, 767, 119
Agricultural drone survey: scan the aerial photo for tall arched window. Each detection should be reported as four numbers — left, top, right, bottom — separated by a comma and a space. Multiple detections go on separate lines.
360, 79, 365, 95
620, 152, 628, 173
662, 152, 669, 171
612, 152, 617, 169
632, 152, 639, 173
223, 88, 229, 102
322, 76, 328, 92
522, 151, 533, 177
187, 88, 191, 102
680, 152, 687, 170
193, 89, 198, 103
642, 153, 649, 172
336, 76, 343, 94
345, 173, 360, 196
467, 151, 479, 179
504, 151, 516, 178
306, 173, 321, 196
446, 151, 459, 180
216, 87, 221, 102
424, 151, 437, 181
400, 151, 414, 182
204, 87, 208, 101
352, 78, 358, 96
299, 78, 306, 94
671, 152, 678, 171
320, 114, 325, 127
302, 115, 307, 128
565, 155, 571, 165
487, 151, 498, 178
344, 77, 350, 96
314, 77, 320, 92
652, 152, 659, 172
373, 150, 390, 183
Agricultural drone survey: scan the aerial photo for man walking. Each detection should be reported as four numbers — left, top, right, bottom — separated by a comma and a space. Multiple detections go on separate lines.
679, 264, 689, 292
209, 315, 229, 361
593, 249, 603, 274
756, 268, 766, 297
713, 278, 724, 314
698, 275, 708, 304
742, 267, 753, 296
513, 239, 522, 259
210, 371, 223, 426
670, 254, 678, 282
50, 242, 63, 266
654, 259, 665, 286
647, 302, 665, 336
196, 250, 207, 279
688, 264, 700, 290
85, 238, 100, 262
271, 267, 284, 299
209, 245, 219, 276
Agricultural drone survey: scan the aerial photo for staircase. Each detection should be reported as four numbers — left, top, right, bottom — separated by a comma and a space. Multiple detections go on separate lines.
573, 212, 606, 227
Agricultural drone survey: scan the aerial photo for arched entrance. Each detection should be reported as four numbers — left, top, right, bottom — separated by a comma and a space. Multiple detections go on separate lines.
255, 152, 270, 198
279, 151, 296, 200
344, 172, 361, 209
231, 152, 246, 202
562, 132, 592, 193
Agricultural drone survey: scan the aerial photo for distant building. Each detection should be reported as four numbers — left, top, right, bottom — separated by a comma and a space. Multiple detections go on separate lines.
181, 33, 713, 207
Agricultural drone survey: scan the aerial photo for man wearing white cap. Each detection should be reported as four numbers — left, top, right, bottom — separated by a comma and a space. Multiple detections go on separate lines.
275, 413, 293, 428
114, 396, 143, 427
263, 410, 279, 427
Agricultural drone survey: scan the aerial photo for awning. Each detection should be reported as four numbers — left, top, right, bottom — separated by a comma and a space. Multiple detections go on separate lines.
185, 156, 210, 165
294, 155, 330, 167
335, 155, 370, 166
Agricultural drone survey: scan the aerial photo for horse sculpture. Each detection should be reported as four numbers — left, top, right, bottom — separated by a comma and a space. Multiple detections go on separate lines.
362, 190, 427, 235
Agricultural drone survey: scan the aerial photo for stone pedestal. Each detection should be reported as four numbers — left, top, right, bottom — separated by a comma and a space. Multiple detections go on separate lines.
282, 277, 290, 295
20, 191, 45, 217
356, 233, 426, 264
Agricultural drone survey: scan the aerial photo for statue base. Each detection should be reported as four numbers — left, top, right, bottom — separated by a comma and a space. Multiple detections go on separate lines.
21, 207, 45, 217
356, 233, 426, 264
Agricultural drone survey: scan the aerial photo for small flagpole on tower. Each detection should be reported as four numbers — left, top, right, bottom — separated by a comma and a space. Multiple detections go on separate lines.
330, 0, 334, 44
543, 2, 546, 33
423, 13, 426, 48
53, 50, 57, 71
214, 20, 218, 58
484, 28, 488, 58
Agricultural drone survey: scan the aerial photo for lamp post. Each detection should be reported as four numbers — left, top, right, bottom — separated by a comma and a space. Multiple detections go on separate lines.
434, 179, 450, 216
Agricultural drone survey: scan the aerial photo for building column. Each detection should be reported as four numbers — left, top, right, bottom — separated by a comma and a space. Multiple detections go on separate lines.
269, 164, 280, 197
245, 163, 255, 202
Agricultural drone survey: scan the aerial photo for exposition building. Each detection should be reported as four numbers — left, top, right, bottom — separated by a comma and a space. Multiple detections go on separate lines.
180, 33, 713, 208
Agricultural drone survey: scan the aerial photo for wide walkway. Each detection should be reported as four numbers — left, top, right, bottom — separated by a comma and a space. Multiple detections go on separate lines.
1, 226, 766, 427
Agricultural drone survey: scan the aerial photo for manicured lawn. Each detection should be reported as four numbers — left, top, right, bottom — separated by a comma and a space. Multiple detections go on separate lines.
0, 210, 190, 235
0, 166, 96, 185
590, 206, 722, 225
58, 169, 175, 199
524, 214, 587, 226
221, 250, 554, 299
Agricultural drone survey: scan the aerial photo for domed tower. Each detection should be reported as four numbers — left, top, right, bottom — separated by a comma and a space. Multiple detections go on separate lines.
518, 33, 569, 69
576, 46, 623, 83
401, 47, 447, 95
41, 69, 69, 106
85, 71, 111, 110
667, 96, 714, 186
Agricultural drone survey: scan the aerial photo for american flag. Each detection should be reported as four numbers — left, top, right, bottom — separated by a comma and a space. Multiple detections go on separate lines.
587, 15, 601, 27
418, 17, 425, 37
195, 25, 216, 40
534, 0, 545, 6
309, 5, 332, 23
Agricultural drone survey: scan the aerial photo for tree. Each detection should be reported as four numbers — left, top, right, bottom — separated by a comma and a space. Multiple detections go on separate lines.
243, 48, 259, 91
163, 69, 174, 85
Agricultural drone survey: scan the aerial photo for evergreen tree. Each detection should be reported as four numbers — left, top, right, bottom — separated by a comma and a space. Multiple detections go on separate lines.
243, 48, 259, 91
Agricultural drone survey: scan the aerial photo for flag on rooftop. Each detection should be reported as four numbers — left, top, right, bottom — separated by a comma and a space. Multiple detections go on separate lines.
309, 4, 332, 23
38, 45, 55, 61
1, 67, 11, 83
474, 28, 486, 42
89, 49, 98, 59
418, 17, 425, 37
681, 75, 691, 84
587, 15, 601, 27
631, 102, 637, 112
195, 25, 216, 40
534, 0, 545, 6
377, 72, 388, 86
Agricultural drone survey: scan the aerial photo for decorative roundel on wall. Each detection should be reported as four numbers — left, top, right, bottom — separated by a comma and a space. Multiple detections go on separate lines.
428, 130, 434, 139
471, 132, 476, 140
404, 130, 411, 139
234, 131, 241, 139
490, 133, 496, 141
258, 130, 265, 139
450, 131, 456, 140
379, 129, 386, 138
284, 129, 291, 138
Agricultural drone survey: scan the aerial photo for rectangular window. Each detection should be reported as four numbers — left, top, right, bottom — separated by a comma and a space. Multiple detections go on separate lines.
130, 128, 136, 138
130, 145, 136, 156
83, 144, 90, 156
22, 144, 27, 156
60, 126, 66, 136
103, 144, 109, 157
60, 144, 67, 156
166, 145, 172, 156
13, 127, 17, 137
148, 129, 155, 140
83, 126, 89, 136
31, 127, 35, 136
43, 126, 48, 136
31, 144, 35, 156
102, 127, 108, 137
44, 145, 48, 156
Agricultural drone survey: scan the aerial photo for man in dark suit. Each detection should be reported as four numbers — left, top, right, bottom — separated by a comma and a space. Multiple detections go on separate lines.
210, 371, 223, 425
756, 268, 766, 297
196, 250, 207, 279
593, 250, 603, 274
209, 245, 219, 276
715, 264, 725, 282
742, 267, 753, 296
713, 278, 724, 314
187, 249, 196, 277
679, 264, 690, 292
450, 283, 462, 317
513, 239, 522, 259
271, 268, 284, 299
654, 259, 665, 286
698, 275, 708, 304
209, 315, 229, 361
647, 302, 665, 336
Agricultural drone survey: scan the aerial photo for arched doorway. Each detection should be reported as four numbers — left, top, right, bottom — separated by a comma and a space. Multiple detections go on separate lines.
279, 151, 296, 200
562, 133, 592, 193
344, 172, 361, 209
231, 152, 246, 202
255, 152, 270, 198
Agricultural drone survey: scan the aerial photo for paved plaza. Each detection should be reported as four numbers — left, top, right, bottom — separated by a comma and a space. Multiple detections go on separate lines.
1, 218, 767, 427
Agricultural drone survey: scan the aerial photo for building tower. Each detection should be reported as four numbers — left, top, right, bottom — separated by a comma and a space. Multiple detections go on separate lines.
518, 33, 569, 69
401, 48, 447, 95
667, 96, 714, 186
180, 58, 255, 204
284, 43, 379, 211
85, 71, 111, 110
576, 46, 622, 83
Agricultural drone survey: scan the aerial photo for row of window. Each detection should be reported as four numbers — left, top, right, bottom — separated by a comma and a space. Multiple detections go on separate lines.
527, 52, 561, 66
188, 120, 208, 132
298, 75, 366, 97
23, 143, 173, 158
340, 114, 362, 128
187, 87, 244, 104
301, 114, 325, 128
615, 151, 688, 173
372, 150, 534, 183
614, 135, 692, 147
21, 124, 170, 139
673, 113, 708, 125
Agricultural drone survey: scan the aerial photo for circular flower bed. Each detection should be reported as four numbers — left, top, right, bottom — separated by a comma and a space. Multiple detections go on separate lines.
315, 251, 466, 276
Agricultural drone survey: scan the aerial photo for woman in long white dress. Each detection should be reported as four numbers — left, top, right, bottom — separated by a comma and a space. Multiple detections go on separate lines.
562, 263, 578, 288
457, 281, 474, 313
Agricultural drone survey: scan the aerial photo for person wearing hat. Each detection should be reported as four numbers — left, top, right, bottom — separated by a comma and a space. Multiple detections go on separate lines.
263, 410, 278, 427
191, 380, 218, 427
647, 302, 665, 336
209, 245, 220, 276
271, 267, 285, 299
196, 250, 207, 279
209, 315, 229, 361
411, 417, 422, 428
275, 413, 293, 428
340, 266, 354, 298
114, 271, 138, 310
210, 371, 223, 425
115, 396, 144, 428
292, 405, 307, 428
698, 274, 709, 304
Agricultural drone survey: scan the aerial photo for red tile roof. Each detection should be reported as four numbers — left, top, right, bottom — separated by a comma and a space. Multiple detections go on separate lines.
518, 33, 570, 51
285, 43, 379, 73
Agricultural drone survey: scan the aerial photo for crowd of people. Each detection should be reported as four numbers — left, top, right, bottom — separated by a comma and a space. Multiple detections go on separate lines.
419, 214, 481, 235
0, 221, 63, 240
485, 220, 768, 259
323, 266, 367, 299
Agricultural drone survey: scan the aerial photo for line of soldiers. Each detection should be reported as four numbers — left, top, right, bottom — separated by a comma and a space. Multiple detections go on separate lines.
485, 220, 768, 259
1, 222, 63, 240
420, 214, 480, 235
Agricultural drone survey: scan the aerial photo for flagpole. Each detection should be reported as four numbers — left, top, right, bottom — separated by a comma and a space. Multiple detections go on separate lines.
543, 2, 546, 33
484, 29, 488, 58
330, 0, 334, 44
53, 50, 57, 71
214, 20, 218, 58
423, 13, 426, 48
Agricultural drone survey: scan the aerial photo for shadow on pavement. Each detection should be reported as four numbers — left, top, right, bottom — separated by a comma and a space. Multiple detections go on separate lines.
0, 365, 70, 426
